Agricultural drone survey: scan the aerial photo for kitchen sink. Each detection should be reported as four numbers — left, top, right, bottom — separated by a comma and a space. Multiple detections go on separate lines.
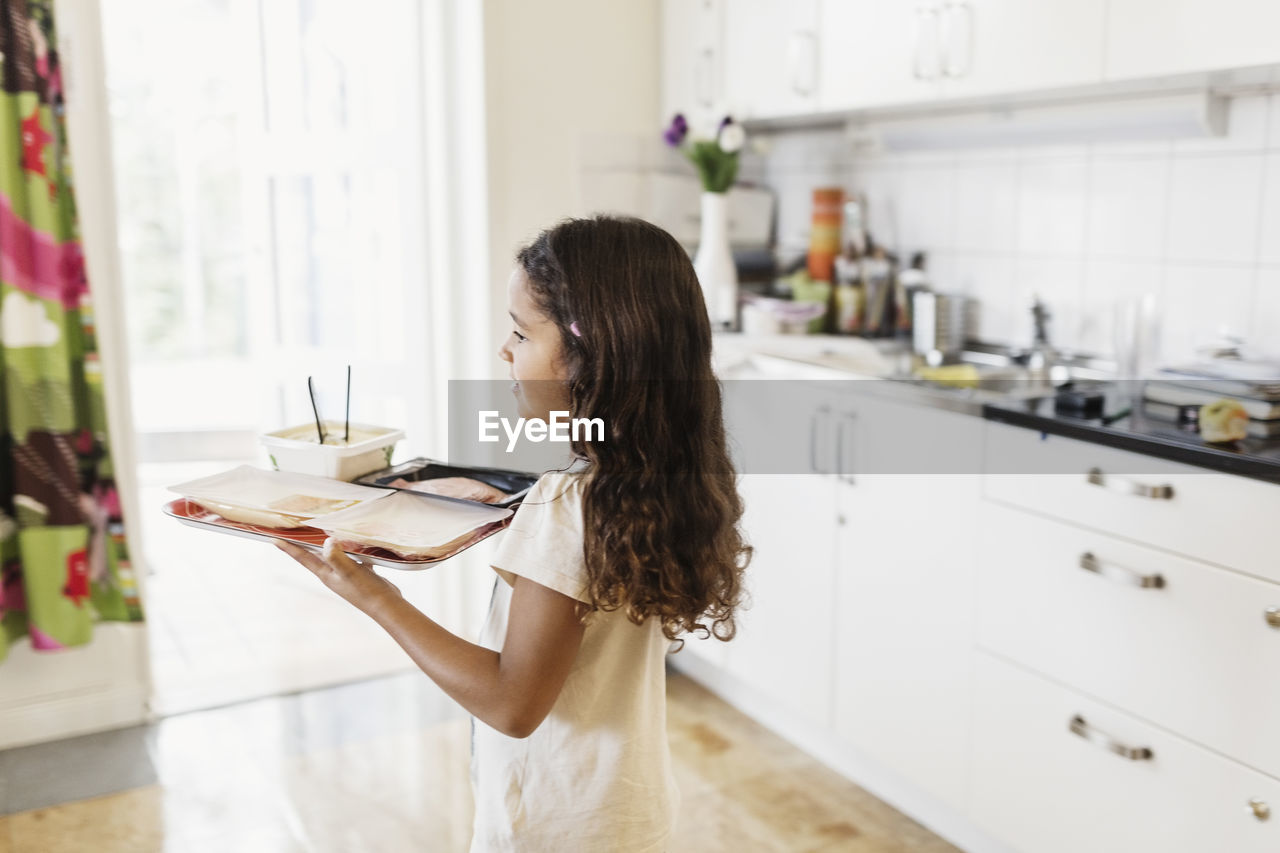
714, 335, 1119, 416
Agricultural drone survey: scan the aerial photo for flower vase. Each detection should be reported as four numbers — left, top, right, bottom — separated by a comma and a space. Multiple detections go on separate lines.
693, 191, 738, 329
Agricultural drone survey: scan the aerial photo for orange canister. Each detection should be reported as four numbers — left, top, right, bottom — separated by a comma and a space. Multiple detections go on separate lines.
807, 187, 844, 282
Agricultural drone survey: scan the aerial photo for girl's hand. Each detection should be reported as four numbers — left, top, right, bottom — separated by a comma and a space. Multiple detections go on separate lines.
273, 537, 403, 614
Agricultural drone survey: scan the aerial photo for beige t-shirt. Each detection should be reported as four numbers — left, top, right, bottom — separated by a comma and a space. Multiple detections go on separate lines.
470, 468, 680, 853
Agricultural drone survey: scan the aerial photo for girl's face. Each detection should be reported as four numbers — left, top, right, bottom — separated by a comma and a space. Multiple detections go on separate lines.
497, 267, 573, 420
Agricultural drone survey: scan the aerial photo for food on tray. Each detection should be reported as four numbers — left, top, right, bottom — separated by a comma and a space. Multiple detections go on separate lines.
314, 490, 512, 560
331, 527, 476, 560
266, 494, 363, 515
168, 465, 393, 530
388, 476, 511, 504
189, 499, 310, 529
1199, 398, 1250, 443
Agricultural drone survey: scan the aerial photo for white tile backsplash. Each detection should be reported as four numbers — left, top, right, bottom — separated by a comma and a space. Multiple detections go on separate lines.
896, 164, 955, 255
1258, 153, 1280, 266
1087, 156, 1169, 260
1252, 269, 1280, 355
1160, 265, 1256, 363
1079, 260, 1164, 358
1166, 153, 1265, 265
1015, 157, 1090, 256
753, 92, 1280, 366
945, 253, 1018, 344
1012, 257, 1086, 349
952, 161, 1019, 253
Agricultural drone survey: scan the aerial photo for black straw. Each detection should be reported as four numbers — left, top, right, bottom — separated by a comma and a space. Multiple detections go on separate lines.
344, 365, 351, 444
307, 376, 325, 444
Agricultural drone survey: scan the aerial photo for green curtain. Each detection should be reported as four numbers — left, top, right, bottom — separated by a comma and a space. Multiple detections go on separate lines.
0, 0, 142, 662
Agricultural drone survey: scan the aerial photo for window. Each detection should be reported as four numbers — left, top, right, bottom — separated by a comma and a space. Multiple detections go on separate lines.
102, 0, 426, 454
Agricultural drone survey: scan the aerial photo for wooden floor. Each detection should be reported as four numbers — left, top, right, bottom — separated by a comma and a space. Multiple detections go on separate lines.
0, 673, 962, 852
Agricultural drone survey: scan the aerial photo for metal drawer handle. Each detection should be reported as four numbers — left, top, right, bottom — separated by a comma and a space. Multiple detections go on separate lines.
1085, 467, 1175, 500
1069, 714, 1153, 761
836, 411, 856, 485
1250, 799, 1271, 821
1266, 607, 1280, 629
1079, 552, 1165, 589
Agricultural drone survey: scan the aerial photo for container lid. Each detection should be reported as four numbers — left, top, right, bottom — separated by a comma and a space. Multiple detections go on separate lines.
311, 490, 512, 550
260, 422, 405, 456
168, 465, 393, 518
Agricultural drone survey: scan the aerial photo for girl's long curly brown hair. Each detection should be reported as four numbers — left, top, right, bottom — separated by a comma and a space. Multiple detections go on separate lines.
516, 215, 750, 643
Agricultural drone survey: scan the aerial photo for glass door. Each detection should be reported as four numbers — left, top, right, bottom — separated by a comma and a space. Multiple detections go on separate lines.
101, 0, 444, 714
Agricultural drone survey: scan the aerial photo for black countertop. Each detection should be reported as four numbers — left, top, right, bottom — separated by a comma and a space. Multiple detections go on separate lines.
982, 382, 1280, 485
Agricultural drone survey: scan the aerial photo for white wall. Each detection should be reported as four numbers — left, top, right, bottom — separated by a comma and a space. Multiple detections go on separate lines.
481, 0, 661, 373
756, 93, 1280, 366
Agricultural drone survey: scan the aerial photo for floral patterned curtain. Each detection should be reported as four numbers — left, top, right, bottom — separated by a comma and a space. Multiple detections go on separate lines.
0, 0, 142, 663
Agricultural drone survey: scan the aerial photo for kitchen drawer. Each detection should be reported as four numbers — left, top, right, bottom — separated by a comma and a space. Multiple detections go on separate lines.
983, 421, 1280, 585
977, 500, 1280, 779
970, 652, 1280, 853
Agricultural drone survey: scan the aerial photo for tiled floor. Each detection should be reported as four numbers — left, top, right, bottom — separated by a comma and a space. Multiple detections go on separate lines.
0, 671, 962, 853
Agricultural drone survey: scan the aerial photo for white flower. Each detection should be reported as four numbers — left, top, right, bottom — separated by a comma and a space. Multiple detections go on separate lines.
717, 122, 745, 154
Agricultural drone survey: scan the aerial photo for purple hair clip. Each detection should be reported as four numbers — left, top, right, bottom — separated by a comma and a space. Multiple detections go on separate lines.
569, 321, 582, 338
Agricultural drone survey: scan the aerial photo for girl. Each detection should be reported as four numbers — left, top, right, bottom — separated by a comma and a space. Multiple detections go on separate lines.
275, 215, 751, 852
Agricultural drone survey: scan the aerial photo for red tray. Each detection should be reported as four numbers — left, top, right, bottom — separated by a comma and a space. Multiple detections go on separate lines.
162, 498, 510, 570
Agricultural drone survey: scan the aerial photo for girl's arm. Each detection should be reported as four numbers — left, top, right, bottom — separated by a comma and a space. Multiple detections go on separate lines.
274, 537, 585, 739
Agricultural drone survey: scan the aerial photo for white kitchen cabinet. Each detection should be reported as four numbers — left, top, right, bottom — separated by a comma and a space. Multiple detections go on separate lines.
687, 377, 846, 717
661, 0, 727, 132
971, 652, 1280, 853
818, 0, 941, 111
1106, 0, 1280, 81
833, 391, 982, 808
722, 0, 821, 120
937, 0, 1107, 99
978, 499, 1280, 780
726, 472, 839, 727
983, 421, 1280, 586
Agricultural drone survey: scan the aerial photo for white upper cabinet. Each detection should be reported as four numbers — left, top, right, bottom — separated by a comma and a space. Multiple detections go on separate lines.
669, 0, 1280, 122
937, 0, 1107, 98
661, 0, 727, 132
722, 0, 821, 120
818, 0, 942, 111
1106, 0, 1280, 81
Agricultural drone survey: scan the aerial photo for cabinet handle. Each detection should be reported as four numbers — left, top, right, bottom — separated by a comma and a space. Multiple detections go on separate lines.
1078, 552, 1165, 589
1265, 607, 1280, 629
1085, 467, 1174, 500
941, 0, 973, 78
913, 3, 942, 80
1250, 799, 1272, 821
788, 31, 817, 97
810, 407, 832, 474
836, 411, 856, 484
1069, 715, 1154, 762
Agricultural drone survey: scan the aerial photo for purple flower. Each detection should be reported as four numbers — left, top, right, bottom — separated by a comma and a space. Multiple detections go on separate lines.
663, 113, 688, 147
719, 115, 734, 131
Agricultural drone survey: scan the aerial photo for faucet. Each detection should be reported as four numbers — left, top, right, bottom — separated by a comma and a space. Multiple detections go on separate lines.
1025, 298, 1054, 370
1019, 297, 1071, 385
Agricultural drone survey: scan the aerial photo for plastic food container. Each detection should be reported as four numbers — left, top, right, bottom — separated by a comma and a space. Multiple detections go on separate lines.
260, 421, 405, 481
356, 458, 538, 509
